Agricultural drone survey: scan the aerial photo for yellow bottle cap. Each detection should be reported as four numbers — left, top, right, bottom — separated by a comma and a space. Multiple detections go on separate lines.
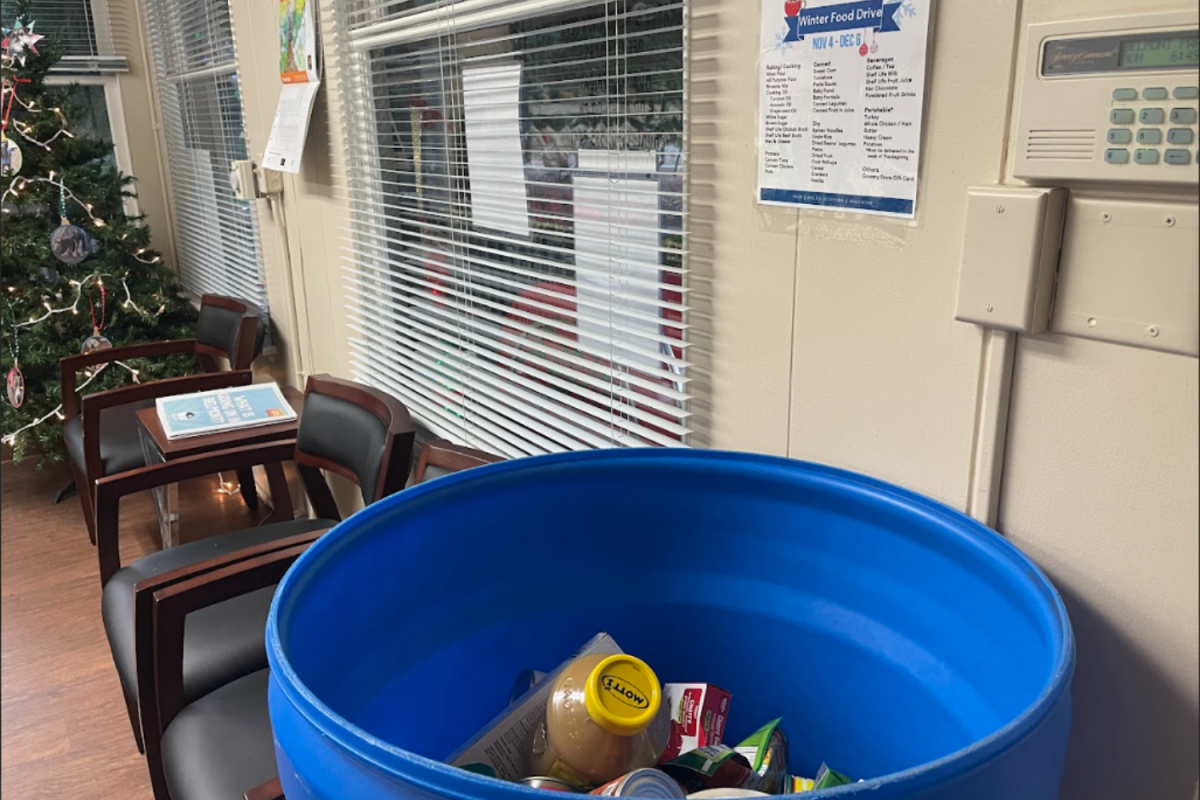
584, 654, 662, 737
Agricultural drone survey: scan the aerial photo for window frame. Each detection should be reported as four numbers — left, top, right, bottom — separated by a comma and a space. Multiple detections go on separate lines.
334, 0, 691, 455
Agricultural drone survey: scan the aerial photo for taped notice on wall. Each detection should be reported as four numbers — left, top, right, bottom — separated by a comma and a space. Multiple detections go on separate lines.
263, 0, 321, 173
756, 0, 932, 219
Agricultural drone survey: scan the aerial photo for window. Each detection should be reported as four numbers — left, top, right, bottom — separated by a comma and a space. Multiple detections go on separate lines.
142, 0, 267, 308
2, 0, 104, 58
334, 0, 689, 457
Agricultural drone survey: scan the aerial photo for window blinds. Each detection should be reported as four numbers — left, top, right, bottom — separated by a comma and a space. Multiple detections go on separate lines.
2, 0, 106, 57
142, 0, 267, 309
332, 0, 689, 457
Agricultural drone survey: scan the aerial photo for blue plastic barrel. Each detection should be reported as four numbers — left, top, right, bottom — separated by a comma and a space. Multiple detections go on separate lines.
267, 450, 1074, 799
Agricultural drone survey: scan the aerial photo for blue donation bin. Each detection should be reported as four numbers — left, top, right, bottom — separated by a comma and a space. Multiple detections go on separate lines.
267, 450, 1074, 799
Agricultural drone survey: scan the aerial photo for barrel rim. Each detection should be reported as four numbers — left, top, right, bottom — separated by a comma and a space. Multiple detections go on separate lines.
267, 449, 1075, 798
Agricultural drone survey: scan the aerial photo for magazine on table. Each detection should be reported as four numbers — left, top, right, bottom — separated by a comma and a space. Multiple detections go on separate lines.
156, 382, 297, 440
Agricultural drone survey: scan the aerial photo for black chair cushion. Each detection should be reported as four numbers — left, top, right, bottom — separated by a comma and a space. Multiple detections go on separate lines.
162, 669, 277, 800
195, 304, 244, 362
196, 301, 265, 366
296, 392, 388, 505
102, 518, 334, 707
64, 399, 156, 476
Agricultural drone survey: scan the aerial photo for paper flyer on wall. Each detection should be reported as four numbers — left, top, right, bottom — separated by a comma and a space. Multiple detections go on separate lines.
756, 0, 932, 218
262, 0, 322, 173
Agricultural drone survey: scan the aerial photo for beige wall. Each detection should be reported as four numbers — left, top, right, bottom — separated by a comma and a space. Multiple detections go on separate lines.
144, 0, 1197, 796
998, 2, 1199, 799
108, 0, 177, 267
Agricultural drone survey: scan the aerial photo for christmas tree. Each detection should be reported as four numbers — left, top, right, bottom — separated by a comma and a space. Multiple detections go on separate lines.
2, 2, 197, 465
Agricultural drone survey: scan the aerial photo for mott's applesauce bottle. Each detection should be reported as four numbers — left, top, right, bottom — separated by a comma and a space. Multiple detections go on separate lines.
532, 653, 670, 787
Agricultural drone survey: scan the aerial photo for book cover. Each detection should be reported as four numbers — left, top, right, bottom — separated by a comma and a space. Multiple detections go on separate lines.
156, 383, 297, 440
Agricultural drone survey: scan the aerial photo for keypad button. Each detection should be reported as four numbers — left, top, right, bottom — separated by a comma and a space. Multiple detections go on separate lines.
1169, 108, 1197, 125
1165, 149, 1192, 165
1174, 87, 1200, 100
1108, 129, 1133, 144
1111, 109, 1136, 125
1134, 149, 1160, 165
1112, 88, 1138, 101
1167, 128, 1195, 145
1137, 128, 1163, 145
1139, 108, 1166, 124
1105, 148, 1130, 164
1143, 87, 1169, 101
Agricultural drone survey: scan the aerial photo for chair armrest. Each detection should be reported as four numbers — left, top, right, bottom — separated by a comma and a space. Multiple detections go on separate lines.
139, 542, 315, 758
95, 438, 298, 587
60, 339, 199, 419
245, 778, 285, 800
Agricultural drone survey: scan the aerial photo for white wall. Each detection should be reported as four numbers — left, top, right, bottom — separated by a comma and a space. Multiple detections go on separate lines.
170, 0, 1198, 795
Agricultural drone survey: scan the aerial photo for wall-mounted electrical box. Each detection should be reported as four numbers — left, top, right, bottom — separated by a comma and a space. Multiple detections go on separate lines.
956, 187, 1066, 334
1013, 10, 1199, 186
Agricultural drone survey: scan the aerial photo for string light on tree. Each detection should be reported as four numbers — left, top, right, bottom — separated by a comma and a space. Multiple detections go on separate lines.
2, 1, 198, 460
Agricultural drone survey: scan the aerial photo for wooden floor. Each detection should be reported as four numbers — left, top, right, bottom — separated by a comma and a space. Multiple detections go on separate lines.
1, 458, 262, 799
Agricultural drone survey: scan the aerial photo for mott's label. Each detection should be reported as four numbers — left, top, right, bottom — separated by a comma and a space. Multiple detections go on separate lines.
584, 655, 662, 736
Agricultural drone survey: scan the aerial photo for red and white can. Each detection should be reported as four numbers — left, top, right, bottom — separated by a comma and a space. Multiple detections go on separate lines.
589, 769, 686, 799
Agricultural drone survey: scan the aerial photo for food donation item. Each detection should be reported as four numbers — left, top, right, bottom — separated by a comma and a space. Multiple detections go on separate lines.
658, 745, 757, 794
660, 683, 732, 763
790, 764, 856, 793
532, 653, 671, 788
588, 768, 687, 798
733, 719, 789, 794
449, 633, 625, 781
520, 777, 583, 792
686, 790, 769, 798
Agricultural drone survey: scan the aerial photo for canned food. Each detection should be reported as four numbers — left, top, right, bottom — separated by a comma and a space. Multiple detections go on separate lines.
589, 769, 686, 798
687, 791, 769, 798
520, 776, 582, 793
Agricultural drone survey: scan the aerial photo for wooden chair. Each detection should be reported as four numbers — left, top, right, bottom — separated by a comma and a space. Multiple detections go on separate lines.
62, 294, 266, 544
134, 440, 503, 800
94, 375, 414, 756
414, 438, 505, 483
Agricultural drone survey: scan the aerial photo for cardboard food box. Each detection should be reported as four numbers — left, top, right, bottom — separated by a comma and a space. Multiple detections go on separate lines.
660, 683, 732, 763
448, 633, 625, 782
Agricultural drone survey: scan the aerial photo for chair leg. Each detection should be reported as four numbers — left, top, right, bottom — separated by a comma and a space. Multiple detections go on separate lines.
236, 467, 259, 511
122, 684, 145, 755
70, 463, 96, 546
52, 480, 78, 504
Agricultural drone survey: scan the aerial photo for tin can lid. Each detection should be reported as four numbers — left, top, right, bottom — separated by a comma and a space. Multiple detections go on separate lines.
612, 769, 687, 798
521, 776, 581, 792
583, 654, 662, 737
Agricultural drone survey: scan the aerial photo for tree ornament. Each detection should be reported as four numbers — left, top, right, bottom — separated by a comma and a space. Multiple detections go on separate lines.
1, 134, 20, 176
81, 334, 112, 354
38, 265, 60, 283
6, 364, 23, 408
82, 283, 112, 354
1, 20, 44, 67
51, 221, 99, 264
5, 303, 24, 409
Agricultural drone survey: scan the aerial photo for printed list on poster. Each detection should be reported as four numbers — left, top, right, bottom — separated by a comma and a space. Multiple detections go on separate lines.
757, 0, 932, 218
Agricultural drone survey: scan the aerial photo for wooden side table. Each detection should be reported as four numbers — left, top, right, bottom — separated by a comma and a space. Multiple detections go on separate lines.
136, 386, 305, 548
